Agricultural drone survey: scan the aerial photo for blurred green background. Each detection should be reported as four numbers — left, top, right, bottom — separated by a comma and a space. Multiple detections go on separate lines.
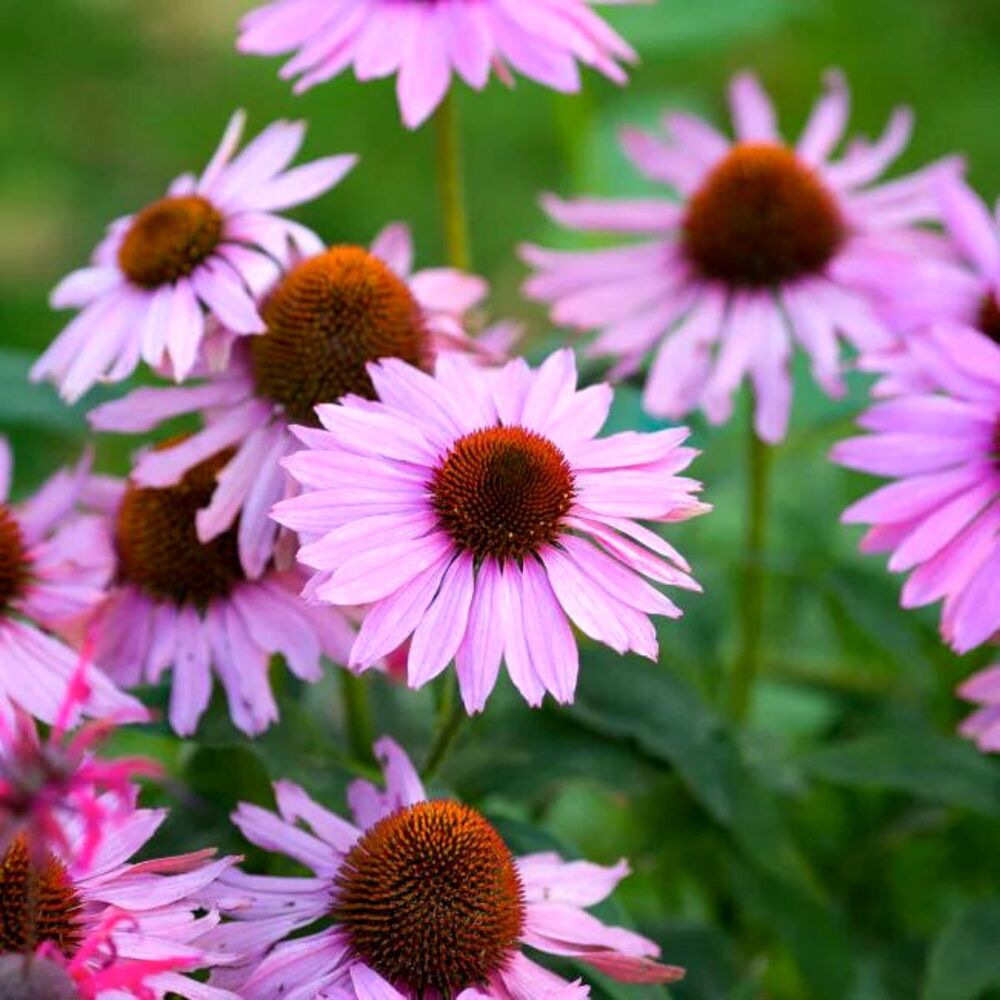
3, 0, 1000, 997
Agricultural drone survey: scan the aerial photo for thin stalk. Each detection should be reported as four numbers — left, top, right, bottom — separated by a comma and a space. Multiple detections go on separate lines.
433, 90, 472, 270
340, 671, 375, 764
422, 676, 467, 781
730, 397, 773, 720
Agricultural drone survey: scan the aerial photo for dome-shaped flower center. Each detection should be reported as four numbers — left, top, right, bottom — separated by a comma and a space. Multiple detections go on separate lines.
118, 195, 223, 289
0, 834, 82, 958
0, 507, 29, 614
249, 246, 428, 425
682, 142, 846, 288
430, 426, 575, 562
976, 292, 1000, 344
332, 800, 525, 996
115, 449, 244, 607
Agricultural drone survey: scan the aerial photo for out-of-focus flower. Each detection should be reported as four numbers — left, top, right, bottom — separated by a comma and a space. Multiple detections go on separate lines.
34, 111, 357, 402
0, 645, 159, 873
92, 455, 354, 736
209, 736, 685, 997
523, 71, 960, 442
237, 0, 637, 129
861, 176, 1000, 397
872, 175, 1000, 343
274, 349, 707, 712
831, 324, 999, 657
959, 658, 1000, 753
0, 440, 144, 728
0, 788, 240, 999
90, 223, 491, 579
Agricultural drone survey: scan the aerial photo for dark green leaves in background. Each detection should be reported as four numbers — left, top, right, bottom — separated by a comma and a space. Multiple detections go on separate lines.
5, 0, 1000, 997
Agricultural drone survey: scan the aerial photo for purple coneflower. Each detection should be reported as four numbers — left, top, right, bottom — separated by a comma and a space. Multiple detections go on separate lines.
209, 737, 685, 997
523, 71, 958, 441
35, 111, 356, 401
274, 349, 707, 712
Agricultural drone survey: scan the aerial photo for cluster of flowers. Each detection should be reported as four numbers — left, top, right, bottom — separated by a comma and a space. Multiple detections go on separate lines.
2, 0, 997, 994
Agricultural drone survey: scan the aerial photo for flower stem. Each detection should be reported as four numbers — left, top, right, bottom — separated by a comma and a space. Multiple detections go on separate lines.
434, 90, 471, 270
340, 671, 375, 764
422, 676, 467, 781
730, 397, 772, 721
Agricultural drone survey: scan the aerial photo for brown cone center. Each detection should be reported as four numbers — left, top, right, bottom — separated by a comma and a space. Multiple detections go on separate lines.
115, 449, 244, 607
682, 142, 846, 288
333, 800, 525, 996
976, 292, 1000, 344
118, 194, 223, 289
0, 507, 29, 614
430, 426, 575, 562
249, 246, 428, 425
0, 834, 82, 959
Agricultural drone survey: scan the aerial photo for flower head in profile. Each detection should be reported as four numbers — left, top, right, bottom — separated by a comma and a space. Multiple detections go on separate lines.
831, 324, 999, 659
0, 439, 144, 728
523, 71, 959, 442
237, 0, 637, 130
211, 737, 685, 997
0, 787, 239, 999
34, 111, 357, 402
90, 223, 491, 579
91, 453, 355, 736
274, 349, 707, 713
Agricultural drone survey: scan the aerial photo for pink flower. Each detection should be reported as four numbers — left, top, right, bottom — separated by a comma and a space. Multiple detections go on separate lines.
522, 70, 959, 442
0, 788, 240, 999
34, 110, 357, 402
959, 660, 1000, 753
91, 456, 355, 736
860, 176, 1000, 398
273, 349, 707, 712
872, 176, 1000, 342
209, 737, 685, 997
831, 324, 999, 657
237, 0, 636, 130
0, 648, 159, 873
90, 223, 491, 579
0, 440, 144, 728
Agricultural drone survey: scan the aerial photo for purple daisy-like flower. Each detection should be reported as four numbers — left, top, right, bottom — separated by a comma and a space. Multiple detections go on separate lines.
206, 737, 685, 997
237, 0, 637, 130
0, 440, 143, 728
34, 110, 357, 402
831, 323, 999, 658
89, 223, 493, 580
273, 349, 708, 713
91, 456, 355, 737
522, 70, 959, 442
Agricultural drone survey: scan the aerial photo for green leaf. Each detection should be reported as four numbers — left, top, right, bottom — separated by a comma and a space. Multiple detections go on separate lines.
604, 0, 798, 55
730, 858, 855, 1000
570, 657, 818, 895
0, 346, 83, 434
923, 900, 1000, 1000
802, 733, 1000, 816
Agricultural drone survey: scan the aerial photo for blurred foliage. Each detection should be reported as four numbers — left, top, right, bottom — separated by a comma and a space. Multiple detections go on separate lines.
4, 0, 1000, 997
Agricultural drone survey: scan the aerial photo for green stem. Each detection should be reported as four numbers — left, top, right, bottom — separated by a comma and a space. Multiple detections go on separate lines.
730, 397, 773, 721
340, 671, 375, 764
433, 90, 471, 270
422, 676, 467, 780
